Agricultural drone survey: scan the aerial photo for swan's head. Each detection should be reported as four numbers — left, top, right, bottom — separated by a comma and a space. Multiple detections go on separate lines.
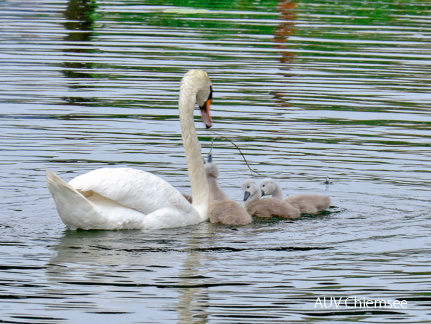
260, 178, 278, 196
180, 70, 213, 129
204, 162, 219, 179
241, 179, 261, 203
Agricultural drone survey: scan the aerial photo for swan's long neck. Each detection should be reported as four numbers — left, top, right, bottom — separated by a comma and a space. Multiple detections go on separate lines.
179, 92, 209, 221
272, 183, 284, 200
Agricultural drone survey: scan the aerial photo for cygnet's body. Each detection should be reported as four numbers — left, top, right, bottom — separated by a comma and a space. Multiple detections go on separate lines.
241, 180, 300, 219
205, 161, 252, 226
260, 178, 330, 215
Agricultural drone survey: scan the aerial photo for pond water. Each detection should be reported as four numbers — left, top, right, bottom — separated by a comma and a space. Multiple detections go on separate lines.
1, 0, 431, 323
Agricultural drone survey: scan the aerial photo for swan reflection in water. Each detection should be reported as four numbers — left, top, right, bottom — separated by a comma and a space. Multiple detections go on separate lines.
46, 226, 221, 321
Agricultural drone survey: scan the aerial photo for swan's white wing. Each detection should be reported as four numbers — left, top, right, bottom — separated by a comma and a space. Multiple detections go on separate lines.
47, 168, 146, 230
47, 168, 201, 230
69, 168, 194, 215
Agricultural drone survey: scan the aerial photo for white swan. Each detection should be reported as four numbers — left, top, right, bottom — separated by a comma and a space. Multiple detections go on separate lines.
241, 180, 300, 219
204, 157, 252, 226
260, 178, 331, 215
46, 70, 213, 230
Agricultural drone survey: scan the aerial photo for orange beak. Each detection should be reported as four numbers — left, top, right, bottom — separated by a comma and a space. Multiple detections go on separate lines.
200, 99, 212, 129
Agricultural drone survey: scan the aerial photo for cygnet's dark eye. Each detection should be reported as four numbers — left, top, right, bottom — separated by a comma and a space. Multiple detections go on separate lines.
247, 186, 250, 189
262, 184, 265, 187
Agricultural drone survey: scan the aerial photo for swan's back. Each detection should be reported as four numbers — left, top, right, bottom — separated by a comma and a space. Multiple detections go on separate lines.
69, 168, 194, 215
47, 168, 203, 230
46, 169, 154, 230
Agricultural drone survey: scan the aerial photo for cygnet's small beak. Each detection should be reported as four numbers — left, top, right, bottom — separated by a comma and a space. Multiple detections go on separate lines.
243, 191, 251, 202
261, 190, 266, 196
200, 99, 212, 129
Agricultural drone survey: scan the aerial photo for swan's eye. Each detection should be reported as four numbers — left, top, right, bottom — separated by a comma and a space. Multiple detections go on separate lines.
262, 184, 265, 187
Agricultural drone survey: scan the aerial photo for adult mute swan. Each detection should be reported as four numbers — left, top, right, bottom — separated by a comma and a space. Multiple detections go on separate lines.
241, 180, 300, 219
204, 156, 252, 225
46, 70, 213, 230
260, 178, 331, 215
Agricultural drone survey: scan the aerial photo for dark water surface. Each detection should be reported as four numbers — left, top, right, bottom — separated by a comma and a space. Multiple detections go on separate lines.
1, 0, 431, 323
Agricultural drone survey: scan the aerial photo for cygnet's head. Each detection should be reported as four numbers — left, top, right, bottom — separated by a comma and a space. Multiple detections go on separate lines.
260, 178, 278, 196
241, 179, 261, 203
204, 162, 219, 179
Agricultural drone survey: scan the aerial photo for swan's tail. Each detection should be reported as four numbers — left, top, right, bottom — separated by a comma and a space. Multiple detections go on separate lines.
46, 168, 98, 230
